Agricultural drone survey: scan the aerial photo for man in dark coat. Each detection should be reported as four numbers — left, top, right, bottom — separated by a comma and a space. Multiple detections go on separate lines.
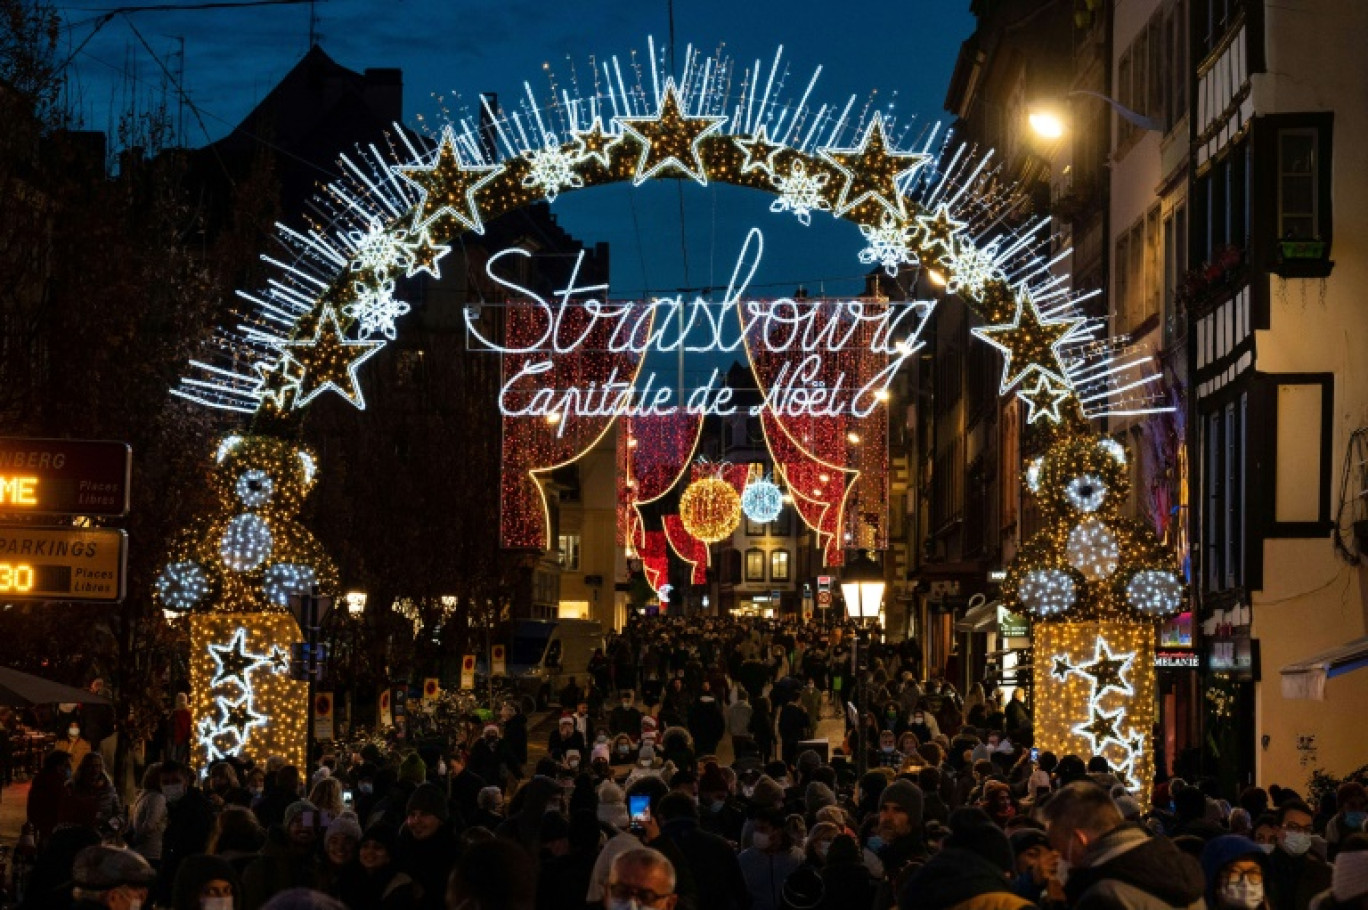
156, 760, 216, 904
394, 782, 461, 910
898, 808, 1034, 910
687, 693, 726, 757
1044, 781, 1205, 910
654, 792, 751, 910
1267, 801, 1334, 910
240, 799, 325, 909
873, 780, 929, 910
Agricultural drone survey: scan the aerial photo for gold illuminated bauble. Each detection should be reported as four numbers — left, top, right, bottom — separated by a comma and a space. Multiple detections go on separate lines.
678, 477, 742, 543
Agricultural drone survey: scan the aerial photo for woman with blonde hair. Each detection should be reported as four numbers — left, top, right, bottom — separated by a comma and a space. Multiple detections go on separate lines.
309, 776, 346, 820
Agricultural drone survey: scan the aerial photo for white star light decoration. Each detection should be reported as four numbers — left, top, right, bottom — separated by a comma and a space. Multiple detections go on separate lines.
616, 79, 727, 186
858, 214, 919, 276
1056, 636, 1142, 762
200, 627, 288, 763
522, 143, 585, 201
770, 161, 831, 226
394, 124, 504, 234
817, 112, 929, 217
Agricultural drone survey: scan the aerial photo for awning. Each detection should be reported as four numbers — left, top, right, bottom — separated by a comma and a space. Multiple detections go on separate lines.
1280, 636, 1368, 700
956, 598, 1001, 632
0, 667, 111, 708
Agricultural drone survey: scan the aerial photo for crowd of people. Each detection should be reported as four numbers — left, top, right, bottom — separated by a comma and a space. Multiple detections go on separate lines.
14, 615, 1368, 910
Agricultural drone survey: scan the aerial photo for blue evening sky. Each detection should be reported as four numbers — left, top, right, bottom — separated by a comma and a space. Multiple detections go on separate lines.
60, 0, 974, 299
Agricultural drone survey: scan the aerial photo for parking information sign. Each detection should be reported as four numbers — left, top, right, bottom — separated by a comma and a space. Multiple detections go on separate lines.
0, 527, 127, 602
0, 439, 131, 517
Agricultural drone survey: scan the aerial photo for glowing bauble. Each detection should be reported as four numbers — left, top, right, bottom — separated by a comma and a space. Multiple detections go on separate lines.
679, 477, 743, 543
220, 514, 274, 571
741, 476, 784, 524
155, 561, 210, 611
1125, 569, 1184, 615
1019, 568, 1077, 617
263, 563, 317, 607
1066, 517, 1120, 581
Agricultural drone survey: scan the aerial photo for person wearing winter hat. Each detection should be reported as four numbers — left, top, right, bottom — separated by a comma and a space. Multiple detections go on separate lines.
72, 844, 156, 909
1268, 801, 1333, 910
549, 714, 587, 763
897, 808, 1033, 910
241, 801, 324, 910
169, 852, 240, 910
1008, 826, 1062, 904
473, 786, 505, 831
872, 780, 926, 910
1328, 835, 1368, 910
335, 822, 418, 910
598, 779, 630, 830
396, 753, 426, 787
1202, 835, 1271, 910
395, 783, 459, 910
805, 781, 837, 821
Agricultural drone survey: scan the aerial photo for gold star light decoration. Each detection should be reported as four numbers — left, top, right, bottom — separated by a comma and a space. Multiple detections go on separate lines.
734, 124, 786, 176
394, 124, 503, 233
282, 305, 385, 409
615, 79, 727, 186
818, 112, 930, 218
971, 288, 1086, 393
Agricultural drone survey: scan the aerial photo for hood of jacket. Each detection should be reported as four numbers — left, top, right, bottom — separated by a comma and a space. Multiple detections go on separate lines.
898, 847, 1016, 910
1066, 825, 1206, 908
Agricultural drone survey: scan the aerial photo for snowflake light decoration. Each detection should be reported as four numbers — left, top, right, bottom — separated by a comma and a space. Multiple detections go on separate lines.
769, 161, 831, 226
343, 280, 410, 341
521, 143, 585, 202
944, 237, 1006, 298
858, 213, 919, 276
345, 217, 409, 275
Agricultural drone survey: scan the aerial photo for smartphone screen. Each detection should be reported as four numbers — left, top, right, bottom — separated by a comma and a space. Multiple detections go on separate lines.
343, 790, 354, 806
628, 793, 650, 827
1030, 747, 1039, 761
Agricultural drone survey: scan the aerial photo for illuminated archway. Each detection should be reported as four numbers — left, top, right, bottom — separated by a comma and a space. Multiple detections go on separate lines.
161, 41, 1183, 783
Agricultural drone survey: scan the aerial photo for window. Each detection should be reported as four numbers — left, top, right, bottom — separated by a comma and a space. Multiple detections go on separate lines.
1278, 129, 1319, 240
746, 515, 766, 536
558, 534, 581, 571
746, 549, 766, 582
1269, 375, 1334, 535
1143, 206, 1162, 324
770, 509, 792, 537
1114, 231, 1130, 326
770, 550, 791, 582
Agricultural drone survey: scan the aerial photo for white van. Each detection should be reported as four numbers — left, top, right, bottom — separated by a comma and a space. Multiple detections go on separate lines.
507, 618, 605, 708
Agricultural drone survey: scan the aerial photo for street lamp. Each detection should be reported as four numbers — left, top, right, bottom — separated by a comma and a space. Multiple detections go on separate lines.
840, 550, 885, 622
1028, 90, 1164, 139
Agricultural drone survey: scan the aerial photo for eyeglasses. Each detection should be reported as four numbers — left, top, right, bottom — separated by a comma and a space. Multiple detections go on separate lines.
607, 883, 672, 906
1222, 870, 1264, 885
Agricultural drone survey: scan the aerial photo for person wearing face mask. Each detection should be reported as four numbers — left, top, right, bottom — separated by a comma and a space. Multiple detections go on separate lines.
55, 719, 93, 767
871, 732, 904, 771
602, 847, 678, 910
782, 822, 841, 910
70, 844, 157, 910
129, 763, 169, 868
1202, 836, 1271, 910
1042, 781, 1204, 910
698, 763, 744, 842
739, 807, 803, 910
169, 853, 242, 910
612, 693, 645, 739
157, 761, 216, 905
1328, 783, 1368, 860
654, 792, 749, 910
240, 800, 325, 910
1267, 802, 1333, 910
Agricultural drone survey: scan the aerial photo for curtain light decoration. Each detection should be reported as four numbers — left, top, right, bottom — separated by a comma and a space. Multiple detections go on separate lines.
155, 436, 338, 772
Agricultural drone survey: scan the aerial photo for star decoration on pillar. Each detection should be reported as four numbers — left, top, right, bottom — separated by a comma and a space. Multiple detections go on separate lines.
1018, 375, 1073, 425
734, 124, 786, 176
970, 289, 1086, 393
282, 305, 386, 410
208, 628, 273, 689
402, 229, 451, 279
1072, 705, 1125, 753
615, 79, 727, 186
1051, 656, 1077, 682
570, 116, 621, 169
252, 357, 303, 411
818, 113, 929, 218
216, 692, 268, 739
268, 645, 291, 675
915, 203, 968, 259
394, 124, 503, 234
1077, 638, 1136, 698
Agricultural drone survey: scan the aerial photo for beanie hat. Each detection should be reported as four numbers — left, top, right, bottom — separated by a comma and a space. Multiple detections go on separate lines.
360, 822, 398, 853
1333, 847, 1368, 902
797, 750, 822, 777
398, 752, 427, 785
592, 743, 611, 763
1009, 828, 1050, 856
597, 780, 628, 829
326, 812, 363, 844
1201, 835, 1266, 907
879, 780, 924, 820
406, 782, 450, 821
945, 807, 1014, 874
805, 781, 837, 815
1115, 793, 1142, 821
699, 763, 729, 794
283, 800, 318, 829
750, 774, 785, 809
